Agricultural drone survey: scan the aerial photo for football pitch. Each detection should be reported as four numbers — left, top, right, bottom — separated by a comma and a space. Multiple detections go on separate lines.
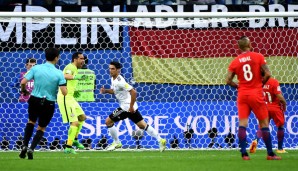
0, 150, 297, 171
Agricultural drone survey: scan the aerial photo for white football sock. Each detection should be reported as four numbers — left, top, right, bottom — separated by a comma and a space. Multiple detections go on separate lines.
145, 125, 161, 142
108, 125, 119, 144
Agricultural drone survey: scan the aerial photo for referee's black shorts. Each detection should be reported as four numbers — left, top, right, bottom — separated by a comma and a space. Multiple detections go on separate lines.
28, 96, 55, 127
109, 107, 143, 124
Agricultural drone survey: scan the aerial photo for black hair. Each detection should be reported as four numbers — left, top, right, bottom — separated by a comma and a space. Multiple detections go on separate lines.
261, 68, 265, 77
45, 47, 60, 61
26, 58, 36, 64
239, 35, 248, 40
238, 36, 250, 51
110, 61, 122, 69
72, 52, 83, 62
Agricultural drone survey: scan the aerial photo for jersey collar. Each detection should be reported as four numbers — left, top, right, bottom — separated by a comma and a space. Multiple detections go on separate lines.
45, 61, 56, 68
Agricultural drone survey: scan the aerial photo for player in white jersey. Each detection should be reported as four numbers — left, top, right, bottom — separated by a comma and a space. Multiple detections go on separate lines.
100, 61, 166, 152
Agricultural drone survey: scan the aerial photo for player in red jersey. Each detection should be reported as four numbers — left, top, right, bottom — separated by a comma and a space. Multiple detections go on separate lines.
226, 36, 281, 160
249, 77, 287, 154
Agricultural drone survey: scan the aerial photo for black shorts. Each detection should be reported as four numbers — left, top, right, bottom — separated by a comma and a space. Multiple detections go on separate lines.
28, 96, 55, 127
109, 108, 143, 124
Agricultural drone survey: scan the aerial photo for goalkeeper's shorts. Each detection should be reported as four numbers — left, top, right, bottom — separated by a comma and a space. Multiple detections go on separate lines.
57, 96, 84, 123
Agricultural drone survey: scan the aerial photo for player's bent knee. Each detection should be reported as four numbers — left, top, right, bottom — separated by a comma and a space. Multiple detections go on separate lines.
259, 119, 269, 128
37, 126, 46, 132
70, 121, 79, 127
136, 121, 147, 130
28, 120, 36, 125
105, 117, 114, 127
78, 114, 86, 121
138, 125, 146, 129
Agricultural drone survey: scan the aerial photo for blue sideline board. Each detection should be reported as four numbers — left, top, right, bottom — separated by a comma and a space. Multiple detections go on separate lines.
0, 100, 297, 149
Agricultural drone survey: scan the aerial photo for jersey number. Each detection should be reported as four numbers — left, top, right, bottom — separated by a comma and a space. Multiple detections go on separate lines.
264, 92, 272, 103
243, 64, 253, 81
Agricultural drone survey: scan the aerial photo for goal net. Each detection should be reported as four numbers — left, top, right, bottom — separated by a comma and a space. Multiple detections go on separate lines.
0, 5, 297, 151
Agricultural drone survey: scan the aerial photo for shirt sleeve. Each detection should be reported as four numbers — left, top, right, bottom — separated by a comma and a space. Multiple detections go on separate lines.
272, 79, 282, 95
259, 53, 267, 65
59, 71, 67, 86
119, 79, 133, 91
24, 67, 34, 81
110, 78, 113, 90
64, 65, 75, 75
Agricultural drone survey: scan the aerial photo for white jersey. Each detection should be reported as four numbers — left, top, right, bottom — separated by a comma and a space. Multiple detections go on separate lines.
111, 75, 138, 111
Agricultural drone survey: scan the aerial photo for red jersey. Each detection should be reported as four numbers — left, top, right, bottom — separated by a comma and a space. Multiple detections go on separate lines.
228, 51, 266, 95
263, 78, 282, 110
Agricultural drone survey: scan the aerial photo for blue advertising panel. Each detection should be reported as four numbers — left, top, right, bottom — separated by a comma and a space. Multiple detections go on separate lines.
1, 100, 297, 149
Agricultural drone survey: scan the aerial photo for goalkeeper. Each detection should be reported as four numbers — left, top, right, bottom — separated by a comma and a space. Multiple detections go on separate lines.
57, 52, 88, 154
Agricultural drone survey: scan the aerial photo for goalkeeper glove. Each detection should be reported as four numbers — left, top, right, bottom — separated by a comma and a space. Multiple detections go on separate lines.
21, 89, 30, 96
73, 74, 87, 80
73, 91, 81, 98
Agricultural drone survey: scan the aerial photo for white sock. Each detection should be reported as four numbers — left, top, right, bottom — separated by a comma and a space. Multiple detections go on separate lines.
145, 125, 161, 142
108, 125, 119, 144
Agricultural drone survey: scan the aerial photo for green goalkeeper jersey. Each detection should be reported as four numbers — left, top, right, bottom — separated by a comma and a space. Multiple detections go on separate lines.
58, 63, 78, 97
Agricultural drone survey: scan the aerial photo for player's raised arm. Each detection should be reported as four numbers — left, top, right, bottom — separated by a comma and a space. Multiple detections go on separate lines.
63, 66, 75, 80
64, 73, 73, 80
100, 86, 114, 94
64, 72, 87, 80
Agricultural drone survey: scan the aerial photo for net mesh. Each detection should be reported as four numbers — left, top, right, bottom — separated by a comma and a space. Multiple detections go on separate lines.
0, 14, 297, 151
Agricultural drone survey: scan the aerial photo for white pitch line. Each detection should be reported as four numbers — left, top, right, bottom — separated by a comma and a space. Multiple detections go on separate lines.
0, 155, 214, 160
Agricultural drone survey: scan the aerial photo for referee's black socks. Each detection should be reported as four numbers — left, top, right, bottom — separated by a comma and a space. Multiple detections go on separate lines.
30, 130, 44, 150
23, 123, 34, 147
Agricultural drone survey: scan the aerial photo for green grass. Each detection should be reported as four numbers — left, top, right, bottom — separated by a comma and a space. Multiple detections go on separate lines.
0, 150, 297, 171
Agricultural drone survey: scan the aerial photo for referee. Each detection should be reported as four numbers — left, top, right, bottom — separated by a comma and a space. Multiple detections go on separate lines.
19, 47, 67, 160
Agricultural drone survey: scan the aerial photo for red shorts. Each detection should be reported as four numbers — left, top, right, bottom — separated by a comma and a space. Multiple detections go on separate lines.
269, 108, 285, 127
237, 93, 268, 120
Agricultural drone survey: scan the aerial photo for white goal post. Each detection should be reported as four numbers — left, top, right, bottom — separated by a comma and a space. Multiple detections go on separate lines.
0, 11, 298, 18
0, 8, 297, 151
